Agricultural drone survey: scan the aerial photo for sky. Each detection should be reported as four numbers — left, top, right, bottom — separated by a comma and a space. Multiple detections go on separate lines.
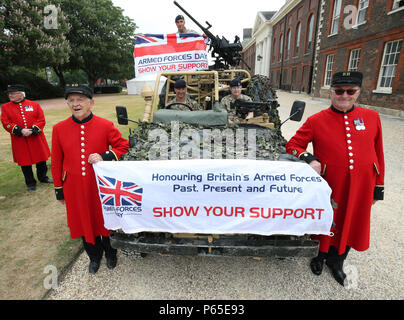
112, 0, 284, 41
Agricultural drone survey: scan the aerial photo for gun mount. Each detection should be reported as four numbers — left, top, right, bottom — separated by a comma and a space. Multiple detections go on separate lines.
233, 99, 278, 120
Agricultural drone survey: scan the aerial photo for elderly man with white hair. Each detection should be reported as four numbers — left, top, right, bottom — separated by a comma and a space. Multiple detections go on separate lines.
1, 84, 52, 191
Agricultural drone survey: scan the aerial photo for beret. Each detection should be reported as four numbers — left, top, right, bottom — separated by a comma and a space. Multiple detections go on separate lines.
331, 71, 363, 87
229, 78, 242, 87
175, 15, 184, 22
65, 84, 93, 99
7, 84, 25, 92
174, 79, 186, 89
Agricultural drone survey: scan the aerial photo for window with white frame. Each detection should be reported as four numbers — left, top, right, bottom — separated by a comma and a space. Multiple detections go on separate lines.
392, 0, 403, 10
330, 0, 342, 35
306, 14, 314, 53
324, 54, 335, 87
295, 23, 301, 56
279, 34, 284, 62
286, 29, 291, 60
376, 39, 402, 91
356, 0, 369, 24
348, 48, 361, 71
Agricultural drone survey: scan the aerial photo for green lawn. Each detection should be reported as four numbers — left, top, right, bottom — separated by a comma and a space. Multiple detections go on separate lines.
0, 93, 145, 299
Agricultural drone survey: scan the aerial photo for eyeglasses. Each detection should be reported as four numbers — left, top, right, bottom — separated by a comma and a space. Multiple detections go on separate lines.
332, 88, 359, 96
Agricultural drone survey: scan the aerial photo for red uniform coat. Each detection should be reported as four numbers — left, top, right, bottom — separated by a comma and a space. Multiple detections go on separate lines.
51, 114, 129, 244
1, 99, 50, 166
286, 106, 385, 254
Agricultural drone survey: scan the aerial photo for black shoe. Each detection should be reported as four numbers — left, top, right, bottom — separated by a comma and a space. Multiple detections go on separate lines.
89, 260, 100, 274
106, 256, 117, 269
326, 262, 346, 286
27, 185, 36, 192
310, 257, 324, 276
40, 178, 53, 184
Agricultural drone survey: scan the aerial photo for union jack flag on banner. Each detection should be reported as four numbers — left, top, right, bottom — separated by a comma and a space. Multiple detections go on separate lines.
97, 175, 143, 207
134, 33, 209, 77
93, 161, 333, 236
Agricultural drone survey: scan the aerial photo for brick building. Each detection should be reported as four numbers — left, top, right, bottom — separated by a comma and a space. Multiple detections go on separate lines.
240, 28, 256, 74
240, 42, 256, 75
270, 0, 321, 93
313, 0, 404, 111
240, 12, 276, 76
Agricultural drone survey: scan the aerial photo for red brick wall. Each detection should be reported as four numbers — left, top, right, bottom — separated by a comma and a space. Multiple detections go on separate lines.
270, 0, 320, 93
313, 0, 404, 111
241, 42, 256, 75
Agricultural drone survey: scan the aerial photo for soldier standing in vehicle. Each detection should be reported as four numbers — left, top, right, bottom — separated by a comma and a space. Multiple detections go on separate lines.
285, 71, 385, 286
220, 78, 254, 123
167, 79, 202, 111
175, 14, 198, 34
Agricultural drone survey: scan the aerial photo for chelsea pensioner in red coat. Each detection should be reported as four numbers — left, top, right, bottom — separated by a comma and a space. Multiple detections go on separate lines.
1, 84, 51, 190
51, 86, 129, 247
285, 72, 385, 286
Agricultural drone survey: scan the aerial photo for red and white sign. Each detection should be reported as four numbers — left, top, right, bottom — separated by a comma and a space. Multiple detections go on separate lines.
94, 160, 333, 237
134, 33, 209, 76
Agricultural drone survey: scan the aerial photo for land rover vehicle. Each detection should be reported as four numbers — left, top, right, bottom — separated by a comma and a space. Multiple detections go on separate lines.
107, 1, 320, 259
110, 69, 320, 259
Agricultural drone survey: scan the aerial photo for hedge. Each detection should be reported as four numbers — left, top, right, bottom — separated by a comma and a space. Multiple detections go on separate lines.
0, 68, 64, 104
93, 86, 122, 94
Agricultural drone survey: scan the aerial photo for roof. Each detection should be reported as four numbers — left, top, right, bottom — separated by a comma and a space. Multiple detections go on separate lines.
260, 11, 276, 21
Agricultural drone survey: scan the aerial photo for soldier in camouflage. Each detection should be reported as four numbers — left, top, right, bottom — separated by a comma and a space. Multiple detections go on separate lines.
167, 79, 202, 111
220, 78, 254, 123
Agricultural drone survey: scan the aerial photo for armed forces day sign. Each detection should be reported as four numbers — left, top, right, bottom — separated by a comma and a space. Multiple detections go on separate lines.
93, 160, 333, 236
134, 33, 209, 76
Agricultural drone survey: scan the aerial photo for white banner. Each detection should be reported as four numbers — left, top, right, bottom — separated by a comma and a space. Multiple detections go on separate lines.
134, 33, 209, 77
93, 159, 333, 236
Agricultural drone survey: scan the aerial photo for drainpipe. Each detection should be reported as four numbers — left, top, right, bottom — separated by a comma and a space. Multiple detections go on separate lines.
279, 15, 287, 89
309, 0, 322, 95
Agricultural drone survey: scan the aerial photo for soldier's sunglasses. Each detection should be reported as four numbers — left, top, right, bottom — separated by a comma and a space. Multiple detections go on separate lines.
332, 88, 359, 95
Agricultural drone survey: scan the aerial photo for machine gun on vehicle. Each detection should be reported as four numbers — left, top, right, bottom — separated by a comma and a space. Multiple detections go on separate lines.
173, 1, 251, 70
233, 99, 305, 130
233, 99, 278, 119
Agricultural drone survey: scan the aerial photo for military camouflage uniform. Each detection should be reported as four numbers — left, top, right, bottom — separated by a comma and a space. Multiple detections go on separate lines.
220, 94, 252, 123
176, 28, 199, 34
167, 96, 202, 111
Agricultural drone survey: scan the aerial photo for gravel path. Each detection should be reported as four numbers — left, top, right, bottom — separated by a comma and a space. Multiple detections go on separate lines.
48, 91, 404, 300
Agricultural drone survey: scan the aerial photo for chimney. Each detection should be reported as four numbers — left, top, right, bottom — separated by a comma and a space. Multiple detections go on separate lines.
243, 28, 252, 40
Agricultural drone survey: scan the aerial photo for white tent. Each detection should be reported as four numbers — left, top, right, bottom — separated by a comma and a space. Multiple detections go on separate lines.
126, 74, 166, 95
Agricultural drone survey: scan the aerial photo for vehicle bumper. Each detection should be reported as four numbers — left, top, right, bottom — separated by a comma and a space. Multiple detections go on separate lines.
110, 232, 319, 258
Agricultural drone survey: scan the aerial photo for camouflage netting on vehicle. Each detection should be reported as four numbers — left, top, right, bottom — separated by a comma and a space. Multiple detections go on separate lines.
246, 75, 278, 102
122, 74, 295, 162
122, 121, 288, 161
245, 75, 281, 127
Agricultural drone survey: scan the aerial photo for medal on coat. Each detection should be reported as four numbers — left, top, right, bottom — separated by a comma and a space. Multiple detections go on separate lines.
24, 105, 34, 112
354, 118, 365, 130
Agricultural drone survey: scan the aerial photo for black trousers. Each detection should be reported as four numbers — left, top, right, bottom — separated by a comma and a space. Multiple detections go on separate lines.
317, 246, 351, 269
82, 236, 117, 263
20, 161, 49, 186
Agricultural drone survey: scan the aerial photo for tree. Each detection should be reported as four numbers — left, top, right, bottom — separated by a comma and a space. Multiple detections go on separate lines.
0, 0, 71, 73
58, 0, 137, 88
